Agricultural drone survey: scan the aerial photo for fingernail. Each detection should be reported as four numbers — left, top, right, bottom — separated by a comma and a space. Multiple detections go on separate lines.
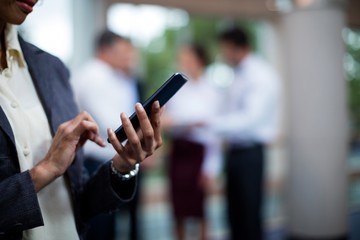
154, 101, 160, 108
121, 112, 128, 119
136, 102, 144, 112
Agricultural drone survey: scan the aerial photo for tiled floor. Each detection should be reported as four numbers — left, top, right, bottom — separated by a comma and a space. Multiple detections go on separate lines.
114, 145, 360, 240
115, 171, 287, 240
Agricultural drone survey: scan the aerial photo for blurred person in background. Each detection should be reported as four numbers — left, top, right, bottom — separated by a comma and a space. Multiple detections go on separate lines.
163, 44, 222, 240
0, 1, 163, 240
72, 30, 144, 240
209, 27, 281, 240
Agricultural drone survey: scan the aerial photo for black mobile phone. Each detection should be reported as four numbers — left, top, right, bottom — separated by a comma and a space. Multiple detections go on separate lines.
108, 72, 188, 143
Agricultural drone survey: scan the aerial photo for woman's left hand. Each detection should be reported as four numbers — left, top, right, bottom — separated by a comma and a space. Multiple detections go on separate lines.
107, 101, 163, 173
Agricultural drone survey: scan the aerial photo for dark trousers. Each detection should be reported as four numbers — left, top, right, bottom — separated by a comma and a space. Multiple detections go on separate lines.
84, 158, 141, 240
226, 144, 264, 240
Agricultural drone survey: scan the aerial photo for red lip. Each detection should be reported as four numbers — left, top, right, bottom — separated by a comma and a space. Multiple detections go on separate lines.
16, 0, 36, 14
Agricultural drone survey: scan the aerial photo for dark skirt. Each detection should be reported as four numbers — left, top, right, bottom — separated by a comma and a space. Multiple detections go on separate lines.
168, 138, 205, 219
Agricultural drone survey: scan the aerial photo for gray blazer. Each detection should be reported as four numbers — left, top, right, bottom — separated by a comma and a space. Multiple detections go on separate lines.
0, 37, 136, 240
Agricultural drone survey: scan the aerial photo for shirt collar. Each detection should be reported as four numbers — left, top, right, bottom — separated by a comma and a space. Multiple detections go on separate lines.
236, 53, 253, 69
5, 24, 26, 68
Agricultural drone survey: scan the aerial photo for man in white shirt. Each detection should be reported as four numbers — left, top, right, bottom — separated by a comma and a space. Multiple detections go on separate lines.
211, 27, 281, 240
72, 31, 142, 240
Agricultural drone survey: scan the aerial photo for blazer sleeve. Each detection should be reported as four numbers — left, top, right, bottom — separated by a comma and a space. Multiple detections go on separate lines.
0, 171, 43, 235
78, 161, 137, 221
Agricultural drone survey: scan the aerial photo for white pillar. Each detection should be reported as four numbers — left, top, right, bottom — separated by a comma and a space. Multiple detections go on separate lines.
283, 0, 348, 238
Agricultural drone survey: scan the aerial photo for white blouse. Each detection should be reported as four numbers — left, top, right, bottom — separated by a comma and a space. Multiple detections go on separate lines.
166, 75, 223, 177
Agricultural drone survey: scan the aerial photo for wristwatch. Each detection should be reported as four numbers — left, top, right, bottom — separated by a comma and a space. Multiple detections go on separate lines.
110, 161, 140, 181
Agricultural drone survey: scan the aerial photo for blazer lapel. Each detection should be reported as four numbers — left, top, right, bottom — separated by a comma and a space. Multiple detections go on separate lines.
18, 36, 56, 135
0, 107, 15, 144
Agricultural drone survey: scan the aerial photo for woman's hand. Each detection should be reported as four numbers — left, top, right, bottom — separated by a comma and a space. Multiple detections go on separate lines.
30, 112, 106, 192
108, 101, 163, 173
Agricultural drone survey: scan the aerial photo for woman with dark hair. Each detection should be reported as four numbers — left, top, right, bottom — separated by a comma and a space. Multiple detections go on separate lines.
164, 44, 222, 240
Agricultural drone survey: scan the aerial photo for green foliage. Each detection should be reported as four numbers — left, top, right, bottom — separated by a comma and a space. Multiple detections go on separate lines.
345, 28, 360, 141
141, 28, 178, 97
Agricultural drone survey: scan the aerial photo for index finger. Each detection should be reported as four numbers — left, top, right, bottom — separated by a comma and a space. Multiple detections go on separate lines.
72, 112, 101, 139
71, 111, 95, 129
